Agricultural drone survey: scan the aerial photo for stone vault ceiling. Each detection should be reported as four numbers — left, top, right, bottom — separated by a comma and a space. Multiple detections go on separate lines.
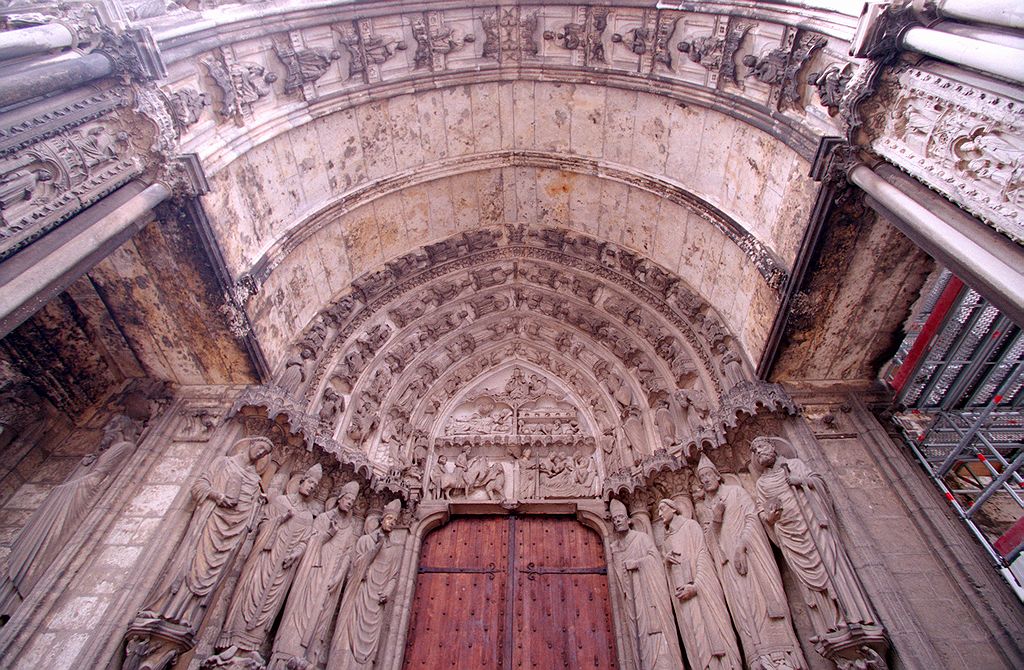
1, 0, 931, 415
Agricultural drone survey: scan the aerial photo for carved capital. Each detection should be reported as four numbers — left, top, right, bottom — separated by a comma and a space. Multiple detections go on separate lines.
155, 153, 209, 199
850, 2, 918, 61
97, 27, 167, 81
814, 623, 891, 670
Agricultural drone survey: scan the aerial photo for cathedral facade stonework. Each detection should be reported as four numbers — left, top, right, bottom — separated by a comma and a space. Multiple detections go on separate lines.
0, 1, 1022, 669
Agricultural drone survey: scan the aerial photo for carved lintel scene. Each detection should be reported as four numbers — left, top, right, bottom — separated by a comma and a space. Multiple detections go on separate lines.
1, 1, 1022, 669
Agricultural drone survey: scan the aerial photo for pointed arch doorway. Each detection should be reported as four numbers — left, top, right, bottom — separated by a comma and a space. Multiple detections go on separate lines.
401, 515, 620, 670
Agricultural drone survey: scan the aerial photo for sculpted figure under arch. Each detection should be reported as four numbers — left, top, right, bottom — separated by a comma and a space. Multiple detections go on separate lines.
214, 463, 321, 661
141, 437, 271, 629
269, 480, 362, 670
697, 455, 807, 670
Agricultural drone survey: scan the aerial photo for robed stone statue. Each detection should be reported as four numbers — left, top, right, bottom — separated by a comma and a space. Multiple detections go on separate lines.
609, 499, 684, 670
750, 438, 883, 654
1, 414, 138, 623
214, 462, 321, 660
140, 437, 272, 629
658, 498, 742, 670
327, 498, 404, 670
269, 480, 362, 670
698, 455, 806, 670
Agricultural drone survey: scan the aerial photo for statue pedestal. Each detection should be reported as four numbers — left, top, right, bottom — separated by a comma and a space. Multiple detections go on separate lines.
123, 615, 195, 670
814, 623, 890, 670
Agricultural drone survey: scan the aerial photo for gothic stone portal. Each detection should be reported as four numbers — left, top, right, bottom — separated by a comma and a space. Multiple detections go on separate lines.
402, 515, 619, 670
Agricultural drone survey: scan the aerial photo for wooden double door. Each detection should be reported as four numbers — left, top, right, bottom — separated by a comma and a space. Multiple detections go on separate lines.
402, 515, 619, 670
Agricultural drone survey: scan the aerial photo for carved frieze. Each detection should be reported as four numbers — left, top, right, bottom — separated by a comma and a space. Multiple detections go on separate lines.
870, 67, 1024, 242
0, 122, 143, 259
809, 62, 853, 117
542, 5, 608, 66
201, 50, 276, 126
167, 87, 210, 131
336, 18, 407, 84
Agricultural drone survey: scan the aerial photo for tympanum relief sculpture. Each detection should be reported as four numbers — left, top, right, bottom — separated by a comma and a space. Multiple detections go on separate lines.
425, 366, 604, 502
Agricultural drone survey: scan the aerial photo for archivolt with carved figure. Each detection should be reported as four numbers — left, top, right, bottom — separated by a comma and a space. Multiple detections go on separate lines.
113, 227, 890, 670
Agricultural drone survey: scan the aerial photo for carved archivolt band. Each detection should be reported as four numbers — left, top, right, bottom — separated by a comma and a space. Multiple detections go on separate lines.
225, 227, 795, 503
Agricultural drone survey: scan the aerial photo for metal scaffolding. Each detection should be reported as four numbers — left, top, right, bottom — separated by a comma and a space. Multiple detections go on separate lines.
889, 279, 1024, 601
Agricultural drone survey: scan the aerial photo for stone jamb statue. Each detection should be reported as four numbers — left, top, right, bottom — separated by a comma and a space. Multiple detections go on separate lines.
658, 497, 742, 670
608, 498, 685, 670
750, 436, 889, 667
326, 498, 404, 670
1, 414, 139, 625
140, 437, 273, 629
268, 480, 362, 670
212, 462, 322, 664
697, 454, 807, 670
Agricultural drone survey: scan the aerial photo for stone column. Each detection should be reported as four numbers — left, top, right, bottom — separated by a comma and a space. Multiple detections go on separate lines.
0, 53, 113, 108
0, 181, 171, 337
0, 23, 75, 62
899, 26, 1024, 84
846, 162, 1024, 327
933, 0, 1024, 30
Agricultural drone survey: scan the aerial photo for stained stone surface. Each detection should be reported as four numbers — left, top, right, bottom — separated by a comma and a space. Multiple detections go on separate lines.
1, 1, 1023, 669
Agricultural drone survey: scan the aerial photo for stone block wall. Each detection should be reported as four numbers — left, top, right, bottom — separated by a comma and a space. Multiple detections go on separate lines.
0, 387, 242, 669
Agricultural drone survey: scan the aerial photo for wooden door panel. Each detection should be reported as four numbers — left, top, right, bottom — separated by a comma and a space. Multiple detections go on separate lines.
515, 515, 605, 569
513, 574, 618, 669
403, 516, 617, 670
420, 516, 509, 570
404, 517, 508, 670
513, 517, 618, 670
403, 572, 505, 670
